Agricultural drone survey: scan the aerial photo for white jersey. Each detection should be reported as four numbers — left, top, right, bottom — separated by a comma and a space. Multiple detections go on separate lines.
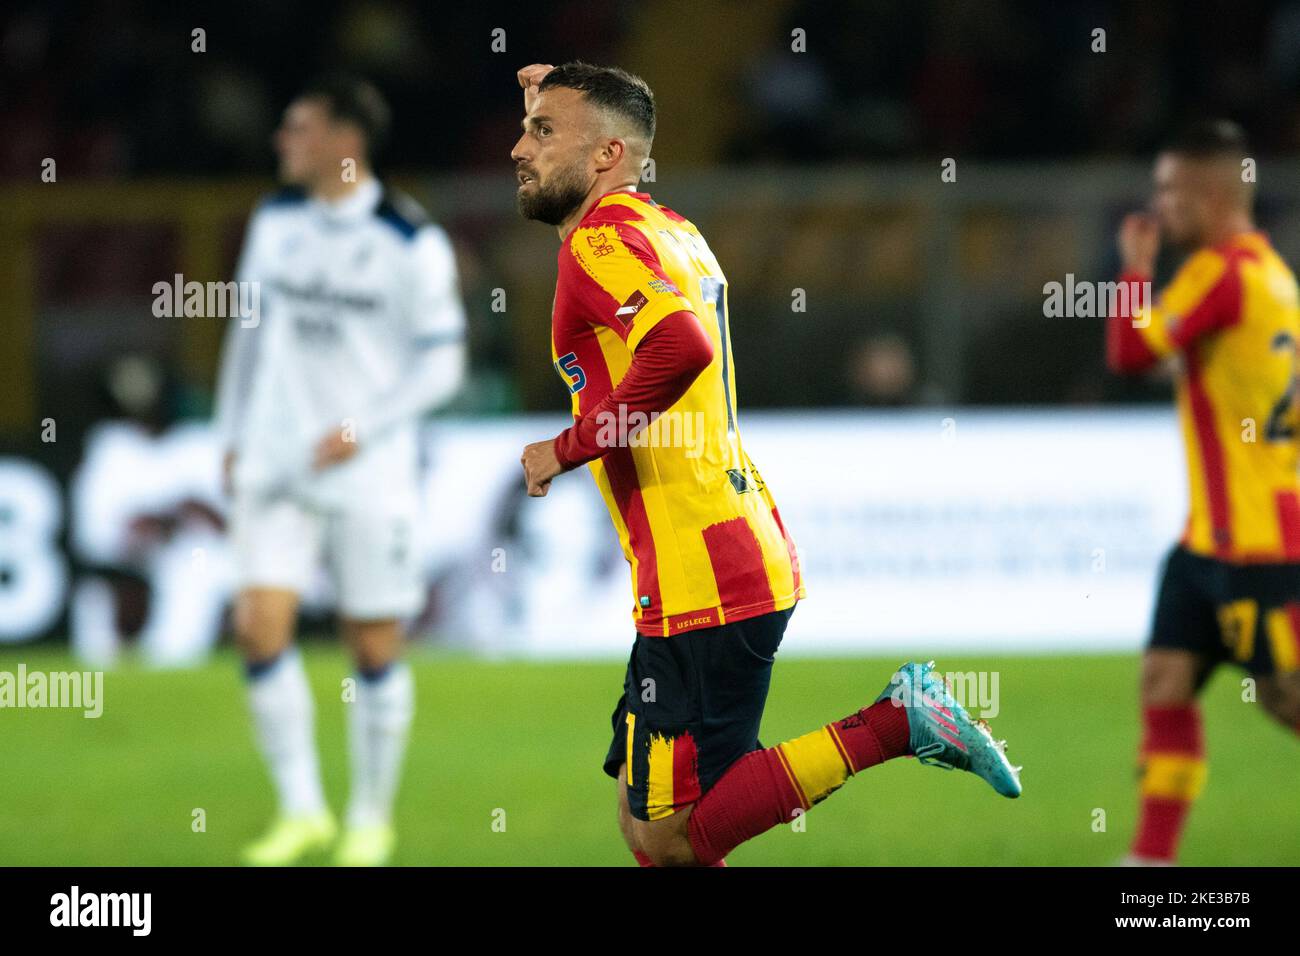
215, 177, 466, 508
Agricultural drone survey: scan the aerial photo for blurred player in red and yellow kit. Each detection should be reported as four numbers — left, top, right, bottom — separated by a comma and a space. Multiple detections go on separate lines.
1107, 120, 1300, 865
512, 62, 1020, 867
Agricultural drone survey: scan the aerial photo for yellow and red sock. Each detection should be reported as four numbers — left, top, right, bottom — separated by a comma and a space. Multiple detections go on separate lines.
686, 699, 909, 865
1131, 705, 1206, 862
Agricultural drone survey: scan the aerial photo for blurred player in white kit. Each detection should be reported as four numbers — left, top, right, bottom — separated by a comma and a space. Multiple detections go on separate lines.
214, 75, 466, 866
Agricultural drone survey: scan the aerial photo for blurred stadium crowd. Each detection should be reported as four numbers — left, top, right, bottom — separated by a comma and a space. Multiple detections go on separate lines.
4, 1, 1300, 435
1, 3, 1297, 436
2, 1, 1300, 490
7, 1, 1300, 176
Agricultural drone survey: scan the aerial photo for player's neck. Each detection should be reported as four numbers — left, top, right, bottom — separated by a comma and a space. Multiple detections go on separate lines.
311, 170, 374, 204
1202, 214, 1255, 248
557, 179, 640, 240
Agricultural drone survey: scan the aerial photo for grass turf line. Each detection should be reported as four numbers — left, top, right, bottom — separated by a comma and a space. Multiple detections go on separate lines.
0, 648, 1295, 866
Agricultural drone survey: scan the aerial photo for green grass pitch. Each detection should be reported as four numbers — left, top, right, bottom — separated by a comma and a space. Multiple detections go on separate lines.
1, 646, 1296, 866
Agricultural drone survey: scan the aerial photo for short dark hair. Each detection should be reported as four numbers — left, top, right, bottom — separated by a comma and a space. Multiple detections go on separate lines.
1163, 119, 1250, 160
299, 73, 392, 161
538, 61, 656, 142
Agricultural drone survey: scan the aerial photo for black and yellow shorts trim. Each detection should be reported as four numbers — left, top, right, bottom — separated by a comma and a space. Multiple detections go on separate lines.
1150, 544, 1300, 675
603, 605, 794, 821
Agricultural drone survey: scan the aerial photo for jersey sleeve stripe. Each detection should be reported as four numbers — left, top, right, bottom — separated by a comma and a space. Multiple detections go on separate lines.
1168, 257, 1244, 349
411, 331, 465, 349
1185, 351, 1233, 557
1276, 491, 1300, 560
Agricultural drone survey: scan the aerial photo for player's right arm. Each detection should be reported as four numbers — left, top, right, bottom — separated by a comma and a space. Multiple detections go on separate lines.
517, 63, 555, 112
1106, 214, 1244, 373
549, 223, 712, 471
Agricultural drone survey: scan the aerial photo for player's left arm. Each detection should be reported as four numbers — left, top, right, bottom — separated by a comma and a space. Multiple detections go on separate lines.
1106, 213, 1244, 373
316, 225, 468, 468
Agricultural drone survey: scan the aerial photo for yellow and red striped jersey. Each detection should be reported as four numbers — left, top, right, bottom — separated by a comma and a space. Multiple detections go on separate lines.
1119, 231, 1300, 562
551, 191, 804, 636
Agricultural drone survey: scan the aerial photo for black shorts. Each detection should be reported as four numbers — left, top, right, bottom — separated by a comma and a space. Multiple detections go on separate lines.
1149, 544, 1300, 676
603, 605, 795, 821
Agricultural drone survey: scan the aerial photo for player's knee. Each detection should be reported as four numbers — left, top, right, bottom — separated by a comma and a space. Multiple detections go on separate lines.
342, 618, 401, 672
233, 591, 296, 662
349, 641, 396, 674
1139, 651, 1198, 707
632, 815, 696, 867
233, 624, 289, 664
637, 834, 695, 868
1257, 675, 1300, 726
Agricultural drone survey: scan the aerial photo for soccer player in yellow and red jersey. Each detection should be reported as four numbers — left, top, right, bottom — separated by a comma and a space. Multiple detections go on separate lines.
511, 61, 1020, 867
1108, 120, 1300, 865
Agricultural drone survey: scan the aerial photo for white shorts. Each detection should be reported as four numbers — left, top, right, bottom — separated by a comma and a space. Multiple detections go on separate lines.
231, 492, 423, 620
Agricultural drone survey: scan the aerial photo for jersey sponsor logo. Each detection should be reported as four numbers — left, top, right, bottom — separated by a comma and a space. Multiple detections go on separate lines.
726, 468, 752, 493
647, 277, 679, 295
272, 278, 382, 312
614, 290, 648, 327
293, 314, 342, 344
555, 351, 587, 393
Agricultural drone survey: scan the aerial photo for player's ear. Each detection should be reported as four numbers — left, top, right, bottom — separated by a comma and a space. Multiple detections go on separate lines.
594, 137, 624, 172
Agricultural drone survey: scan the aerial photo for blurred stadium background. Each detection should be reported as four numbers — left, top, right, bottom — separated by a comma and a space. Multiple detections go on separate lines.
1, 0, 1298, 865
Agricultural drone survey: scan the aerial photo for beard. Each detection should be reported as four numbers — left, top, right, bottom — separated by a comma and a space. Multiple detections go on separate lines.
516, 160, 591, 226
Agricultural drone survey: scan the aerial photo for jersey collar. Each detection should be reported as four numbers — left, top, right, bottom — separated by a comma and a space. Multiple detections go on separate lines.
576, 188, 652, 226
312, 177, 382, 224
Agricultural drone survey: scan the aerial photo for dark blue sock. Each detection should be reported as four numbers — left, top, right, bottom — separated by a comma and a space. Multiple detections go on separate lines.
244, 650, 286, 681
357, 661, 395, 684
